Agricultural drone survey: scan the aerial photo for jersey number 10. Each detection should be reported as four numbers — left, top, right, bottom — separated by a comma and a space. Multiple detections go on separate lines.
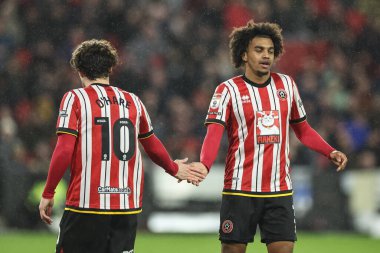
95, 117, 135, 161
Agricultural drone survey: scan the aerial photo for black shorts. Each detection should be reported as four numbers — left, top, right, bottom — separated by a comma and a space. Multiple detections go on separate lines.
219, 194, 297, 244
56, 210, 137, 253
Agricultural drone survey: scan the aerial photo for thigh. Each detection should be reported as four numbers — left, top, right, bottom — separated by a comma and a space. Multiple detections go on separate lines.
56, 211, 111, 253
259, 196, 297, 244
221, 242, 247, 253
107, 214, 138, 253
219, 195, 263, 244
267, 241, 294, 253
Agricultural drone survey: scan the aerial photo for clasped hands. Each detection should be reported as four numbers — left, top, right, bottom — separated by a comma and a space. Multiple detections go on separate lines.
174, 158, 209, 186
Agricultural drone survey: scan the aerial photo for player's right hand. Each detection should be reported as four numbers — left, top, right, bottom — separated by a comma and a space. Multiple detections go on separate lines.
329, 150, 348, 172
39, 197, 54, 225
174, 158, 207, 186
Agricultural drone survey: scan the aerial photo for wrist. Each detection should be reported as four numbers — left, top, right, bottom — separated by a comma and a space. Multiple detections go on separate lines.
42, 192, 55, 199
167, 161, 179, 176
328, 150, 339, 158
200, 160, 211, 172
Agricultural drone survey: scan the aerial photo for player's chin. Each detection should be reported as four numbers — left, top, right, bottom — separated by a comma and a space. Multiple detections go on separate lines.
257, 70, 270, 76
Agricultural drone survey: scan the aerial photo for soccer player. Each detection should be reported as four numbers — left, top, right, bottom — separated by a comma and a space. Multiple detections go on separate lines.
191, 21, 348, 253
38, 39, 205, 253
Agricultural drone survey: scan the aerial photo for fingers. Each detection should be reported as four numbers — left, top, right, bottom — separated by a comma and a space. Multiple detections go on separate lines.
175, 157, 189, 164
189, 167, 207, 179
39, 207, 53, 225
39, 198, 54, 225
175, 160, 209, 186
189, 162, 208, 175
336, 155, 348, 172
331, 152, 348, 172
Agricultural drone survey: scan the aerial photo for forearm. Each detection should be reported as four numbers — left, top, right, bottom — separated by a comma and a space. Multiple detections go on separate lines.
200, 124, 224, 171
291, 120, 335, 157
140, 135, 178, 176
42, 134, 76, 199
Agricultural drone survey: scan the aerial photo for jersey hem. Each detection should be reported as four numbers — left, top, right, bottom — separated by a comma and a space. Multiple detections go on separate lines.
222, 189, 293, 198
138, 130, 154, 139
64, 206, 142, 215
205, 119, 226, 128
56, 127, 78, 137
289, 116, 307, 124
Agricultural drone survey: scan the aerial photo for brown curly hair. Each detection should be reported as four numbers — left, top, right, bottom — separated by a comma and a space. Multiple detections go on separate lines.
229, 20, 284, 68
70, 39, 119, 80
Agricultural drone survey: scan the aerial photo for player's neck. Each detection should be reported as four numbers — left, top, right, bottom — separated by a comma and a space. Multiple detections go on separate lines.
81, 77, 110, 88
244, 70, 270, 85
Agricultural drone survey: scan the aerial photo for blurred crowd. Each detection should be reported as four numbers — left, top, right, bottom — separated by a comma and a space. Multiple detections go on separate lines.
0, 0, 379, 229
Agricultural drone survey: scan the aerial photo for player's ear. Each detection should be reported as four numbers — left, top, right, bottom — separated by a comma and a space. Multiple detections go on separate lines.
242, 52, 247, 62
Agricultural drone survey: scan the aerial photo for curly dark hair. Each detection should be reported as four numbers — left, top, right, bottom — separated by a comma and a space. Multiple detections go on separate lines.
229, 20, 284, 68
70, 39, 119, 80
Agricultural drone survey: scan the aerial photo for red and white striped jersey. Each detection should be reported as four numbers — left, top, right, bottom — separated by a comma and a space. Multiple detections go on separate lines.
56, 83, 153, 214
205, 73, 306, 197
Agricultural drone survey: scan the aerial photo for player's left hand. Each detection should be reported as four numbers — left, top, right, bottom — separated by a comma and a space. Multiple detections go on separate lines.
329, 150, 348, 172
39, 197, 54, 225
174, 158, 206, 186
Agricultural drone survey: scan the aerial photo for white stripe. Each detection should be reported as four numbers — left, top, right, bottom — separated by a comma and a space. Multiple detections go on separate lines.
281, 74, 295, 189
133, 149, 143, 208
58, 92, 75, 128
247, 85, 263, 192
267, 80, 282, 191
73, 88, 92, 208
93, 86, 113, 209
101, 86, 112, 209
130, 94, 143, 207
216, 87, 230, 122
131, 94, 142, 135
92, 86, 106, 209
292, 79, 306, 118
112, 87, 130, 210
225, 80, 246, 191
138, 98, 153, 133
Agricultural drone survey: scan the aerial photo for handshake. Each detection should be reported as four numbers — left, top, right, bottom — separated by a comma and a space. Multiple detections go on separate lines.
173, 158, 209, 186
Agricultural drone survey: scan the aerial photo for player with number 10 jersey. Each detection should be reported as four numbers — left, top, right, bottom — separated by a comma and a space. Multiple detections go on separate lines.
57, 84, 152, 213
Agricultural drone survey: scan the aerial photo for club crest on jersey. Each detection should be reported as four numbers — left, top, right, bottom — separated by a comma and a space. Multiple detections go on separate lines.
241, 95, 251, 104
222, 220, 234, 234
277, 89, 287, 100
256, 110, 280, 144
210, 93, 222, 109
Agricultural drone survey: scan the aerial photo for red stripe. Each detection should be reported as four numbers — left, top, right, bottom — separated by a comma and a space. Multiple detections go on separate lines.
233, 77, 253, 191
68, 95, 79, 130
271, 73, 290, 191
256, 84, 273, 191
87, 87, 101, 208
290, 78, 302, 121
66, 94, 83, 207
224, 111, 238, 190
124, 92, 139, 209
105, 87, 121, 209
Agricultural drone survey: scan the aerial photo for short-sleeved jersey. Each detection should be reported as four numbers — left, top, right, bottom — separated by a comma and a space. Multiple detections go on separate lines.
56, 83, 153, 214
205, 73, 306, 197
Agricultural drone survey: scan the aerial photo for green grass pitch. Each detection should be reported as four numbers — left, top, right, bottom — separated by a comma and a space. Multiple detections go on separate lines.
1, 231, 379, 253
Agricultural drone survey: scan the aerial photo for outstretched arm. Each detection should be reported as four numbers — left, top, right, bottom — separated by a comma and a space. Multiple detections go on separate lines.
139, 134, 206, 183
291, 120, 348, 171
39, 134, 76, 224
191, 123, 225, 175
